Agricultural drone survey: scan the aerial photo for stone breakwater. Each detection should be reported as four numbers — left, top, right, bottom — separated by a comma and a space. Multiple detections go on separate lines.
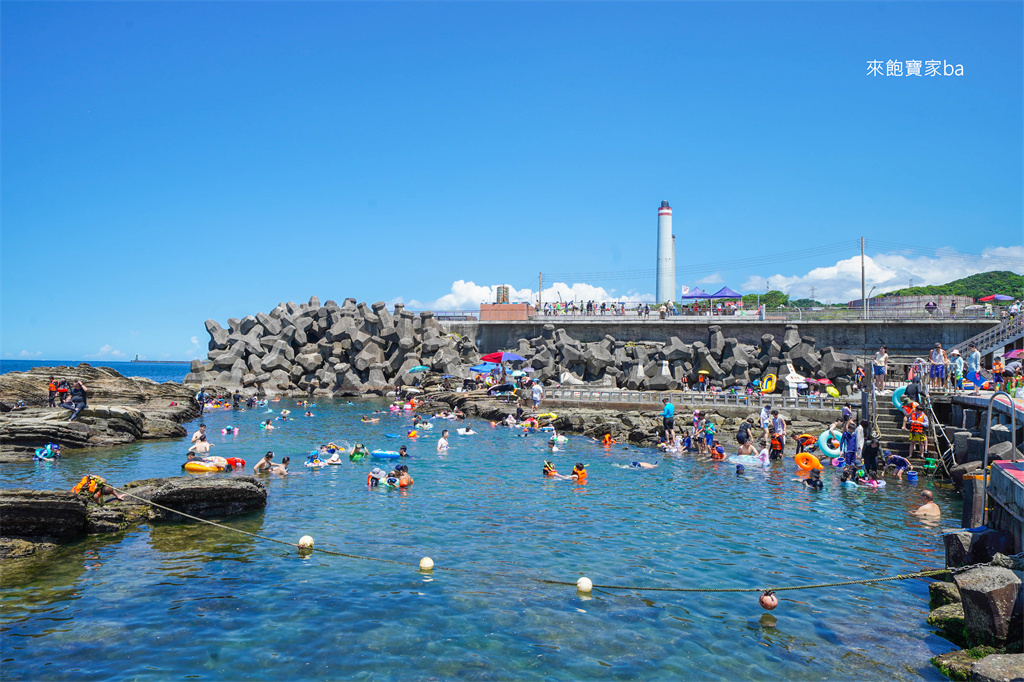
0, 476, 267, 560
0, 365, 200, 462
187, 296, 860, 397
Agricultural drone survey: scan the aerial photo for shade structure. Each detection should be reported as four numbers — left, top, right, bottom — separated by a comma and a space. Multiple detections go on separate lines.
680, 288, 709, 299
407, 365, 430, 373
979, 294, 1014, 302
480, 351, 526, 363
470, 362, 498, 373
707, 286, 743, 299
1004, 349, 1023, 359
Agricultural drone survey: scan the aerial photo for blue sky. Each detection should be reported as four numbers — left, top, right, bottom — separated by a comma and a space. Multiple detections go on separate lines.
3, 1, 1022, 360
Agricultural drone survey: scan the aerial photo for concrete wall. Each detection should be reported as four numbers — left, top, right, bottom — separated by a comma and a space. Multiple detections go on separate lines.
441, 319, 996, 357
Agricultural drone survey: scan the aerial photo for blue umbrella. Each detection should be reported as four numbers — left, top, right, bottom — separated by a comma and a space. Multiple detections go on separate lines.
470, 362, 497, 373
408, 365, 430, 373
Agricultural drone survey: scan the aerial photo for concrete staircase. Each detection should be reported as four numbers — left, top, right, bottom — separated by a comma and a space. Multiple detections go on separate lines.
874, 402, 941, 462
951, 316, 1024, 358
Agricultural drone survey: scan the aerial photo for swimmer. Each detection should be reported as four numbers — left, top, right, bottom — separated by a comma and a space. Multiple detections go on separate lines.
280, 409, 291, 417
304, 411, 314, 417
361, 415, 380, 424
367, 467, 386, 488
570, 463, 587, 484
253, 452, 274, 474
802, 468, 824, 490
736, 464, 746, 476
457, 426, 476, 435
263, 419, 274, 431
396, 464, 414, 487
350, 443, 369, 461
399, 445, 408, 457
437, 430, 449, 452
914, 490, 941, 517
629, 460, 658, 470
190, 424, 207, 444
188, 435, 212, 456
543, 461, 572, 480
271, 456, 290, 474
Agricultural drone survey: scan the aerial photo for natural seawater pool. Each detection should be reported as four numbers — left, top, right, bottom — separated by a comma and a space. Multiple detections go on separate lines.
2, 398, 961, 681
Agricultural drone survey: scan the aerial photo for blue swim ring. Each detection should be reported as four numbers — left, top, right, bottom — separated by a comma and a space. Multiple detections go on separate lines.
818, 429, 842, 458
892, 386, 906, 410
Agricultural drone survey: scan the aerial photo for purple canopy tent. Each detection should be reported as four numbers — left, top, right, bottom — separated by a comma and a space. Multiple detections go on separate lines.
680, 288, 710, 299
707, 286, 743, 299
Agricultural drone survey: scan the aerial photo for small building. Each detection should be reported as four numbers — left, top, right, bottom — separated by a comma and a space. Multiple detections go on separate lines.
480, 303, 536, 321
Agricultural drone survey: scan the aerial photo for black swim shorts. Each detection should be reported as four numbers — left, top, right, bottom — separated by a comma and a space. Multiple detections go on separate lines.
663, 418, 674, 431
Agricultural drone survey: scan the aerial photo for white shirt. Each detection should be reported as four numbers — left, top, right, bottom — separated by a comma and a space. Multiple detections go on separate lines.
873, 351, 888, 367
532, 385, 543, 400
437, 437, 449, 451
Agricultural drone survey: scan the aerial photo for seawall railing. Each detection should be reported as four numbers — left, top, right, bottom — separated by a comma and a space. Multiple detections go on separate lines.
544, 387, 840, 410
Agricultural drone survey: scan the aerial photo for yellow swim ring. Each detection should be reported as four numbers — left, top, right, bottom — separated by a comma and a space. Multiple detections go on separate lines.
762, 375, 777, 393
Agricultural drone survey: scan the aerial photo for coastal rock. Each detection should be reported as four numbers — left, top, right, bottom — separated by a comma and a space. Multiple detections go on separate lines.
931, 581, 963, 610
205, 320, 229, 351
972, 654, 1024, 682
927, 602, 966, 636
954, 566, 1022, 643
0, 490, 89, 540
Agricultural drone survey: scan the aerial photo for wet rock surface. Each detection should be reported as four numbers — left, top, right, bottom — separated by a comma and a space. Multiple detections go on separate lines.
0, 476, 267, 560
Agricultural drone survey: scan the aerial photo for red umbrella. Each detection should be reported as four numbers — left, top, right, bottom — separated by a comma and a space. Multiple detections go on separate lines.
979, 294, 1014, 302
480, 351, 526, 363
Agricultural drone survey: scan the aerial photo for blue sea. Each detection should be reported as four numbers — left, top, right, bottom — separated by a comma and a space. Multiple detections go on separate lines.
0, 359, 189, 384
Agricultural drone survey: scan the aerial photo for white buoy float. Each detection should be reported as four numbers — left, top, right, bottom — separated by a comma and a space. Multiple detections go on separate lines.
576, 576, 593, 593
419, 557, 434, 571
298, 535, 314, 551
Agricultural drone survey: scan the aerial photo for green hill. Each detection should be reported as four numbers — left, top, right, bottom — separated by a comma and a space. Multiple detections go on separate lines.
882, 270, 1023, 300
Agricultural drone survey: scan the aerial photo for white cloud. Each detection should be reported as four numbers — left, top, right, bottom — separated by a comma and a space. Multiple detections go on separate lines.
696, 273, 724, 286
18, 350, 42, 358
740, 245, 1024, 304
190, 336, 199, 345
392, 280, 655, 309
85, 344, 125, 359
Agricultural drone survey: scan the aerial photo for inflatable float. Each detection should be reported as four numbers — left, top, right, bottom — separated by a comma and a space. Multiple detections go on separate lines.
892, 386, 906, 410
795, 452, 823, 471
729, 450, 770, 467
371, 450, 401, 460
183, 456, 231, 473
761, 374, 777, 394
818, 429, 842, 458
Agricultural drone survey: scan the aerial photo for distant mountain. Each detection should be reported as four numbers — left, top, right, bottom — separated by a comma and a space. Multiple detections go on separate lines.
882, 271, 1023, 300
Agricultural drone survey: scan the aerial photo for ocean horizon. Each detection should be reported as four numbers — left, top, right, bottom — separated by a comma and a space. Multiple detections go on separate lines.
0, 359, 191, 384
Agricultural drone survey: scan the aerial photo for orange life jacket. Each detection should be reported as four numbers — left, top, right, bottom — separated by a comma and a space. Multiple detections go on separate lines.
909, 412, 926, 434
771, 436, 783, 451
72, 475, 104, 495
48, 382, 57, 392
796, 434, 816, 447
573, 468, 587, 484
398, 474, 413, 488
543, 466, 557, 477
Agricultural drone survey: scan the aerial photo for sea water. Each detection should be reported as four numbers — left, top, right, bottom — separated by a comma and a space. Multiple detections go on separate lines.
0, 399, 960, 680
0, 359, 190, 384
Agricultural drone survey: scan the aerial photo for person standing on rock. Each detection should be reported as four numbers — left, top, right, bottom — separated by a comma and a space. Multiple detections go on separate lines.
60, 380, 88, 422
47, 377, 58, 407
196, 388, 207, 416
872, 345, 889, 393
770, 410, 787, 454
736, 418, 755, 447
660, 398, 675, 444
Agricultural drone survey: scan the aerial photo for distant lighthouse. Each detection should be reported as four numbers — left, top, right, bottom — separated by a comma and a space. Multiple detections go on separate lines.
656, 201, 675, 303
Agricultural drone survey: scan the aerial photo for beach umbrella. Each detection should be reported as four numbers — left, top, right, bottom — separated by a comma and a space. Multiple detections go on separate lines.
407, 365, 430, 373
511, 370, 526, 377
978, 294, 1014, 302
470, 362, 498, 373
480, 351, 526, 363
1004, 349, 1023, 359
521, 367, 535, 372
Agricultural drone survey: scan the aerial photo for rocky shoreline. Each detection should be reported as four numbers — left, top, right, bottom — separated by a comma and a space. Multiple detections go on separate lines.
0, 364, 200, 462
0, 476, 267, 560
185, 296, 861, 399
424, 389, 839, 449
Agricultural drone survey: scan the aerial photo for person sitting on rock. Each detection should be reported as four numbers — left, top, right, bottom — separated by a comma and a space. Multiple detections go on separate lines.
913, 490, 941, 517
253, 452, 274, 474
71, 474, 125, 506
60, 380, 88, 422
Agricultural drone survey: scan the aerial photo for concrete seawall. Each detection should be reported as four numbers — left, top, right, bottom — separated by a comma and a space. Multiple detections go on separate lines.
442, 319, 995, 356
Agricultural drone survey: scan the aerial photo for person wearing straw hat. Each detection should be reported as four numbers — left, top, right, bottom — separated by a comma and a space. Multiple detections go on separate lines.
949, 349, 964, 393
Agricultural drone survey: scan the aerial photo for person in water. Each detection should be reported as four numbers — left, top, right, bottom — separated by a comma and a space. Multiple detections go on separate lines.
437, 430, 449, 452
350, 443, 369, 461
570, 463, 587, 484
263, 419, 275, 431
543, 461, 558, 476
396, 465, 414, 487
884, 451, 913, 479
630, 460, 658, 469
367, 467, 386, 487
803, 468, 823, 490
399, 445, 408, 457
914, 490, 941, 517
304, 411, 314, 417
361, 415, 380, 423
271, 457, 290, 474
736, 464, 746, 476
188, 435, 212, 456
253, 452, 274, 474
185, 452, 210, 464
736, 437, 757, 457
191, 424, 207, 444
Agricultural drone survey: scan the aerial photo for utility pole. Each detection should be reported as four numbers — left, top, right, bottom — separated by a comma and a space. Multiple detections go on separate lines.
860, 237, 866, 319
538, 272, 543, 312
810, 285, 816, 302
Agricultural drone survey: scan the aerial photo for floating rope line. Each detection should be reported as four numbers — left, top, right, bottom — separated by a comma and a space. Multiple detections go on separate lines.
110, 487, 985, 594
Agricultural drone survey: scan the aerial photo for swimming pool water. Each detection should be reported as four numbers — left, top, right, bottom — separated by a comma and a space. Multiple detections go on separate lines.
1, 399, 961, 680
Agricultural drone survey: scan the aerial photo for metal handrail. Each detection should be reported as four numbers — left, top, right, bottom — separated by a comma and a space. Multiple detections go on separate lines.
953, 316, 1024, 356
980, 391, 1019, 525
